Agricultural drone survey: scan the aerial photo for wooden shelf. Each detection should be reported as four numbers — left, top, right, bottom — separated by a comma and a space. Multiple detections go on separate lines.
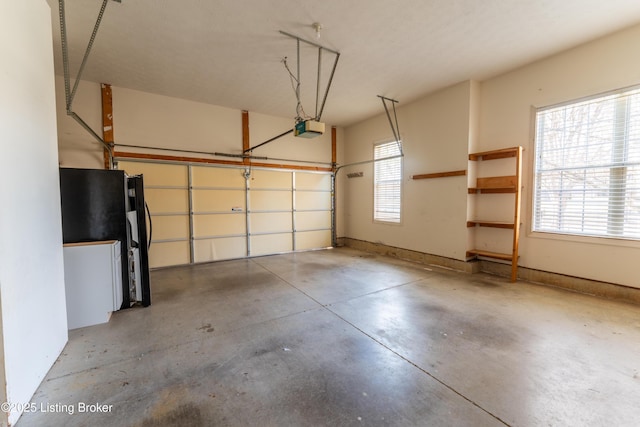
468, 147, 520, 161
469, 176, 517, 193
412, 169, 466, 180
468, 187, 516, 194
467, 146, 523, 282
467, 220, 514, 229
466, 249, 514, 262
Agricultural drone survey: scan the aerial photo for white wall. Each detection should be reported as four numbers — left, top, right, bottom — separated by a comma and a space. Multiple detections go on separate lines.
56, 78, 336, 170
114, 85, 242, 155
343, 81, 474, 260
343, 23, 640, 289
0, 2, 68, 425
479, 23, 640, 288
55, 78, 105, 169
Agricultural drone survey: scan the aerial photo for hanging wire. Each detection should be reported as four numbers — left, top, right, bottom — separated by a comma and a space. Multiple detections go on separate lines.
282, 57, 312, 122
280, 31, 340, 124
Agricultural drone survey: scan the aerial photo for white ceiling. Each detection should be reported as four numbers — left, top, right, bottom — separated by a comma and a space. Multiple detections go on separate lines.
47, 0, 640, 127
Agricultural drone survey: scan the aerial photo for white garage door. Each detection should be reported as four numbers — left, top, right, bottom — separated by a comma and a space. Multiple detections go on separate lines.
191, 165, 247, 263
117, 160, 332, 268
117, 161, 190, 269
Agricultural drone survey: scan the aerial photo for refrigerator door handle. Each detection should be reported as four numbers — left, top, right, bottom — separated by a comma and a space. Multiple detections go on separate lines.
145, 201, 152, 250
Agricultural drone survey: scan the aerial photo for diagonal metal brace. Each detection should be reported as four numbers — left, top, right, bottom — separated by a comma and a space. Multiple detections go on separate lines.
244, 129, 294, 154
378, 95, 404, 156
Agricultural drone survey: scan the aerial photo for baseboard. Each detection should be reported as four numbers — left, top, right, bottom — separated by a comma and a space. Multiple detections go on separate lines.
339, 237, 640, 305
478, 260, 640, 305
339, 237, 479, 274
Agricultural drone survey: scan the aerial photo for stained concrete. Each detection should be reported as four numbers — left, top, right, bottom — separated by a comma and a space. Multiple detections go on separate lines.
16, 247, 640, 426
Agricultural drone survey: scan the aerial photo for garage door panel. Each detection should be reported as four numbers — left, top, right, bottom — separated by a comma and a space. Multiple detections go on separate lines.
250, 190, 292, 211
192, 189, 245, 212
149, 241, 190, 268
145, 189, 188, 214
296, 211, 330, 231
295, 191, 331, 211
118, 161, 188, 187
251, 233, 292, 256
296, 173, 331, 190
192, 166, 245, 188
250, 169, 291, 189
194, 237, 246, 262
151, 215, 189, 241
296, 230, 331, 250
250, 212, 292, 234
193, 214, 245, 237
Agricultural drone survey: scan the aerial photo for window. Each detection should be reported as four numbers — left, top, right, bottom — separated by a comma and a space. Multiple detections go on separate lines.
533, 87, 640, 240
374, 141, 402, 223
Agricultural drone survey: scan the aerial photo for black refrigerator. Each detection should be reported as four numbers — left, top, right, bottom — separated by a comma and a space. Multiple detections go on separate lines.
59, 168, 151, 308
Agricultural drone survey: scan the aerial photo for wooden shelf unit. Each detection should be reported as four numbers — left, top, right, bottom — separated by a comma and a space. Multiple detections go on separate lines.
467, 146, 523, 282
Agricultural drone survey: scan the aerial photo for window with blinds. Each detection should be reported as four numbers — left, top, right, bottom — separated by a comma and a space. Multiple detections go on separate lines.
374, 141, 402, 223
533, 86, 640, 240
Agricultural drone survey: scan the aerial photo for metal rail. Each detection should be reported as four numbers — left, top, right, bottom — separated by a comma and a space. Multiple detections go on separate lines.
58, 0, 119, 168
69, 0, 109, 108
245, 31, 341, 153
243, 129, 294, 153
335, 155, 404, 173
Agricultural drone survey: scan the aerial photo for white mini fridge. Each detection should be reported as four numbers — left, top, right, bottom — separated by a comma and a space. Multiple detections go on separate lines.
63, 240, 123, 329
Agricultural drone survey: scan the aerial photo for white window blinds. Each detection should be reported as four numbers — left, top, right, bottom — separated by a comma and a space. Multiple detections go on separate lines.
533, 87, 640, 239
374, 141, 402, 223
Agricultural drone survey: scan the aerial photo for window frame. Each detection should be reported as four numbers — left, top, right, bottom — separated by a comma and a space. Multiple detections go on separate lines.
531, 85, 640, 243
373, 139, 403, 224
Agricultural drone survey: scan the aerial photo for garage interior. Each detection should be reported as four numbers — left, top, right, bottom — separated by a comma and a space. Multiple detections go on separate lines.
3, 1, 640, 426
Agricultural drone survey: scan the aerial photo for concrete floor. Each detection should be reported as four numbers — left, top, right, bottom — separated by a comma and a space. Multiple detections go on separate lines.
17, 247, 640, 426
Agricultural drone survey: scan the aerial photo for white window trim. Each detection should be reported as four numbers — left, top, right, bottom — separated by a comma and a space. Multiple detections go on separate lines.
530, 85, 640, 243
528, 227, 640, 248
373, 139, 403, 225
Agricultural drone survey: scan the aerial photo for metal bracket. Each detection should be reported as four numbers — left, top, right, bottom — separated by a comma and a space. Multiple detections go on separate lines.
244, 31, 341, 154
332, 96, 404, 174
377, 95, 404, 156
58, 0, 120, 168
279, 30, 340, 123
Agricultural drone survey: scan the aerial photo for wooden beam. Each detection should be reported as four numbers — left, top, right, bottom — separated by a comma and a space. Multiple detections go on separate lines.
101, 83, 114, 169
331, 126, 337, 172
469, 147, 520, 161
113, 151, 332, 172
242, 110, 250, 165
114, 151, 241, 166
412, 170, 466, 180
